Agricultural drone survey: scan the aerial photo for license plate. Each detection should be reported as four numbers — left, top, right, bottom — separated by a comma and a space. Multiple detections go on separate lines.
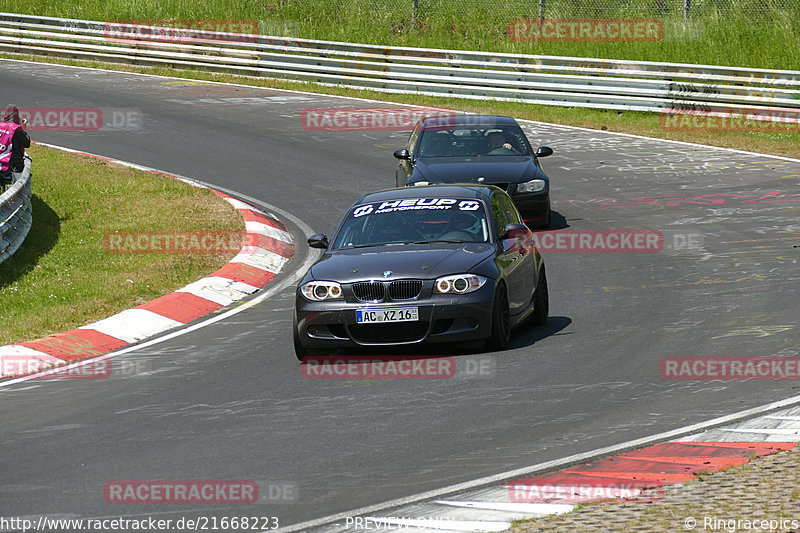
356, 307, 419, 324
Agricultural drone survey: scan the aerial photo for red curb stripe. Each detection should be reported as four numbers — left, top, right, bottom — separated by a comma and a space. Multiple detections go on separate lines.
135, 292, 223, 324
617, 455, 750, 468
245, 233, 295, 258
622, 442, 766, 458
20, 329, 128, 362
510, 472, 667, 490
564, 470, 696, 483
672, 442, 797, 453
212, 262, 276, 287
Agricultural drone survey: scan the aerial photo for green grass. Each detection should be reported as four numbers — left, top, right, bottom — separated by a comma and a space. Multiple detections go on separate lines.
0, 144, 243, 346
7, 0, 800, 69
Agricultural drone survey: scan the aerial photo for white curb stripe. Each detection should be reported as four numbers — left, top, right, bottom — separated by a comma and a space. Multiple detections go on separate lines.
721, 428, 800, 435
177, 276, 261, 306
435, 500, 575, 515
225, 197, 264, 212
368, 518, 510, 532
0, 345, 57, 357
231, 248, 290, 273
80, 309, 183, 343
245, 220, 294, 243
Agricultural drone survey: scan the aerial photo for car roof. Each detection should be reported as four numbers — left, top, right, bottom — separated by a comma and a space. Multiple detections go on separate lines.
420, 114, 519, 128
354, 184, 500, 205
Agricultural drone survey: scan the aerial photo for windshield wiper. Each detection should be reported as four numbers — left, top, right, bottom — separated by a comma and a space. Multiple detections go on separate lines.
341, 242, 412, 249
411, 240, 464, 244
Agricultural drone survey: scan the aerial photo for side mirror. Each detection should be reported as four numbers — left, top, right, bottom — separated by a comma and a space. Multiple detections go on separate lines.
535, 146, 553, 158
499, 222, 528, 241
307, 233, 329, 249
393, 148, 411, 160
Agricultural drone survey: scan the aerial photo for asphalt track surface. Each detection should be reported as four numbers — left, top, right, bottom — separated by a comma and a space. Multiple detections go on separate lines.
1, 60, 799, 528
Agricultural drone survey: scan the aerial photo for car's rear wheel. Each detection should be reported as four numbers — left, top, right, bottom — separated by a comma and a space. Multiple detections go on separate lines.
487, 281, 511, 350
532, 267, 549, 326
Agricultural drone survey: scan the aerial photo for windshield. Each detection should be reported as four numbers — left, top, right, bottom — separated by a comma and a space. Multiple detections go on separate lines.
417, 124, 531, 157
331, 197, 490, 249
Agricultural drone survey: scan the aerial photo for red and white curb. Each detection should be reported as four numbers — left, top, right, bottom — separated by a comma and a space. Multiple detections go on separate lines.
282, 405, 800, 533
0, 145, 295, 379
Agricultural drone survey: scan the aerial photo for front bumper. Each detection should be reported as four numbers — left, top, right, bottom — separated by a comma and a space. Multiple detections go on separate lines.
510, 190, 550, 222
295, 281, 495, 351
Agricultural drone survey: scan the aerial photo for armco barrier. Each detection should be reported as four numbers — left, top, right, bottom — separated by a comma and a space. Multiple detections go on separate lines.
1, 12, 800, 121
0, 154, 32, 265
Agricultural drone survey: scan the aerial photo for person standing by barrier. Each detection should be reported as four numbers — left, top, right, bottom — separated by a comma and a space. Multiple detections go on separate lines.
0, 105, 31, 189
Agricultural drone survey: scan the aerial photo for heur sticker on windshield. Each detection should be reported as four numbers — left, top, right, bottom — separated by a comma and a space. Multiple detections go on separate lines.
352, 199, 480, 217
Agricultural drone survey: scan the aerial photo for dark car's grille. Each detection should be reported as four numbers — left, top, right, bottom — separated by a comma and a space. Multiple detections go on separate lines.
488, 182, 510, 192
388, 280, 423, 300
349, 322, 429, 343
352, 282, 386, 302
352, 280, 423, 302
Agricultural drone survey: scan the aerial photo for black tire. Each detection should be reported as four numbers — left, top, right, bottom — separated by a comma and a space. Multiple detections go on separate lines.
532, 267, 549, 326
540, 207, 551, 228
487, 282, 511, 350
293, 314, 309, 361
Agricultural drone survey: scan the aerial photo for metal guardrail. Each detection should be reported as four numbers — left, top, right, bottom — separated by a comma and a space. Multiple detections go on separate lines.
0, 154, 33, 265
1, 12, 799, 120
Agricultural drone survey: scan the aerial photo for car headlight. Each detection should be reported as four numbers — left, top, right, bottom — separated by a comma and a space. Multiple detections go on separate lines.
433, 274, 486, 294
517, 179, 546, 193
301, 281, 343, 301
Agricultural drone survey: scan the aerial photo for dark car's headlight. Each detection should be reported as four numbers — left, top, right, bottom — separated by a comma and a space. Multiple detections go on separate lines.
517, 179, 546, 193
301, 281, 343, 301
434, 274, 486, 294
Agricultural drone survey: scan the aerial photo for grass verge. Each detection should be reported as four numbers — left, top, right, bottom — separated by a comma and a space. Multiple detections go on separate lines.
3, 51, 800, 160
0, 144, 243, 346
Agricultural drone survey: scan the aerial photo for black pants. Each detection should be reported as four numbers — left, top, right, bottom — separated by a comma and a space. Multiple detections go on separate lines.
1, 169, 12, 187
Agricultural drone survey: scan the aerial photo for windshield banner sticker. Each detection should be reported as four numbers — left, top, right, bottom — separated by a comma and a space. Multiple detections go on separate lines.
352, 199, 480, 217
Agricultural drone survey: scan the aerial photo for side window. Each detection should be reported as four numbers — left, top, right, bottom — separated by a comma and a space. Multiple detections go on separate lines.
491, 193, 509, 235
499, 193, 522, 224
407, 122, 422, 158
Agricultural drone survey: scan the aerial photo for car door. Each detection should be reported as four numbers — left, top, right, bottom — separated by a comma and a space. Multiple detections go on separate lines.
491, 192, 529, 313
499, 192, 537, 304
396, 121, 421, 187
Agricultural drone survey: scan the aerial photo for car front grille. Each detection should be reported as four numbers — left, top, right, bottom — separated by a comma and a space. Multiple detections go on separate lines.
388, 280, 423, 300
352, 280, 423, 302
352, 282, 386, 302
348, 322, 429, 343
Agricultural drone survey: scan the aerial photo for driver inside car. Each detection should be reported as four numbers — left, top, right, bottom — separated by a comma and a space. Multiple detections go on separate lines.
486, 131, 520, 155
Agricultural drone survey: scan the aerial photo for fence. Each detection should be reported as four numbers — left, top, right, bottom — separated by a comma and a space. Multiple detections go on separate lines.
0, 155, 33, 265
276, 0, 800, 20
0, 12, 798, 121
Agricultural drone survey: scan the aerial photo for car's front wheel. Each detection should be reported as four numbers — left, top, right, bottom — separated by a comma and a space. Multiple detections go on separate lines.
293, 314, 309, 361
532, 267, 549, 326
486, 281, 511, 350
